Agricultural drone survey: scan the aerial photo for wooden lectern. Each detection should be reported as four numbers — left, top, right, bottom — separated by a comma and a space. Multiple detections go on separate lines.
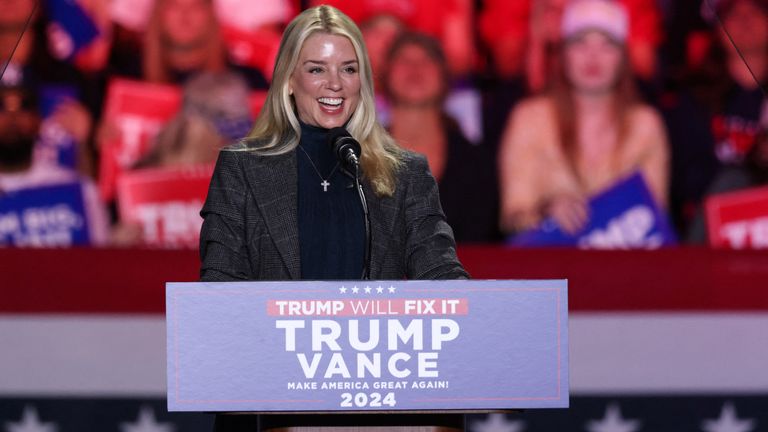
166, 280, 568, 431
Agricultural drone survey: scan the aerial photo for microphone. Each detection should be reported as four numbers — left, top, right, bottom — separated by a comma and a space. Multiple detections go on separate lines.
327, 127, 362, 170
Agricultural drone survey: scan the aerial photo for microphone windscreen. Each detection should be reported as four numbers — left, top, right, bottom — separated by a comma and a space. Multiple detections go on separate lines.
327, 127, 361, 158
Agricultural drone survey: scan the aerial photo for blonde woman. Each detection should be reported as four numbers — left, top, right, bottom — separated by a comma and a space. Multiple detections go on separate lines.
200, 6, 467, 283
498, 0, 669, 235
141, 0, 267, 87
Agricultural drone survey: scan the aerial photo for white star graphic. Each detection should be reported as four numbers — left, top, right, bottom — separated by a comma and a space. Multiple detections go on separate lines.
339, 286, 347, 294
701, 403, 756, 432
388, 285, 397, 293
364, 286, 372, 294
352, 286, 360, 294
376, 286, 384, 294
120, 406, 175, 432
5, 406, 58, 432
585, 403, 641, 432
470, 413, 526, 432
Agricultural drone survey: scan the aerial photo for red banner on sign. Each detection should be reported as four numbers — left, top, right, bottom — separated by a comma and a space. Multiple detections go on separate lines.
705, 185, 768, 249
117, 164, 214, 249
98, 79, 181, 202
98, 78, 266, 201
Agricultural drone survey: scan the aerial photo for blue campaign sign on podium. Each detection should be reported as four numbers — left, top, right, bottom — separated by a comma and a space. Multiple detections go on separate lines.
511, 172, 677, 248
166, 279, 569, 412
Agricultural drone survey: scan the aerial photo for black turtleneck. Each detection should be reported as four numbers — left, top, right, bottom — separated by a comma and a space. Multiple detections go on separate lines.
297, 121, 365, 280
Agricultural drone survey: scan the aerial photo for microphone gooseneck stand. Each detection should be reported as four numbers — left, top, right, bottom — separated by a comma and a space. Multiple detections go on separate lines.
352, 160, 371, 280
341, 147, 371, 280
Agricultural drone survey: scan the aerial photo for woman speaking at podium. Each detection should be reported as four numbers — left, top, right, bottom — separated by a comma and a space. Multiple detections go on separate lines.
199, 5, 467, 283
199, 5, 468, 429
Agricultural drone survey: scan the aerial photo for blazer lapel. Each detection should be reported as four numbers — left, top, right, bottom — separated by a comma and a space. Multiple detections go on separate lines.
241, 150, 301, 280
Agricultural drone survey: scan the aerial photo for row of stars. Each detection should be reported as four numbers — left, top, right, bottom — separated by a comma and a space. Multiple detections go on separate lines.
7, 405, 173, 432
470, 403, 755, 432
339, 285, 397, 294
7, 402, 756, 432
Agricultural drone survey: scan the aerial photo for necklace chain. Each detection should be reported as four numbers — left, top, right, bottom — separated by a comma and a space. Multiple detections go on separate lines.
298, 145, 340, 192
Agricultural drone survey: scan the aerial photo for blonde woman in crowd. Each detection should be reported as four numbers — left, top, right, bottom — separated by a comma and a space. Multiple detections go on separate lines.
133, 0, 267, 87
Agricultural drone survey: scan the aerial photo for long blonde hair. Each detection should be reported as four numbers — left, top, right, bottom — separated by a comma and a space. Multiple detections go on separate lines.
143, 0, 227, 83
243, 5, 403, 197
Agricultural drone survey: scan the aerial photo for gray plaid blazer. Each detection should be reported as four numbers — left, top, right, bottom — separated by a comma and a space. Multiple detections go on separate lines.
199, 144, 469, 282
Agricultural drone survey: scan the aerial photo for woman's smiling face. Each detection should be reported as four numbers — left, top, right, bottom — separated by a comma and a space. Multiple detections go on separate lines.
290, 32, 361, 129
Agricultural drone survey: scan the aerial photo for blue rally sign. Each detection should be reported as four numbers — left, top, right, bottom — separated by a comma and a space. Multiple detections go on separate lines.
166, 279, 569, 412
44, 0, 100, 61
0, 181, 90, 247
511, 172, 677, 248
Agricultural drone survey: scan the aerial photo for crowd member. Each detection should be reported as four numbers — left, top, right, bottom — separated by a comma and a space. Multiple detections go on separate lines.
353, 8, 482, 147
664, 0, 768, 234
108, 71, 252, 246
134, 71, 252, 169
0, 83, 109, 245
95, 0, 267, 206
498, 0, 669, 235
108, 0, 267, 89
383, 32, 500, 242
307, 0, 475, 77
479, 0, 662, 90
1, 0, 100, 176
688, 129, 768, 243
107, 0, 293, 83
478, 0, 663, 161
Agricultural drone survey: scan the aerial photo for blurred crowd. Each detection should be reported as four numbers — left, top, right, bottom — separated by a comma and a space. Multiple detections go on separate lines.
1, 0, 768, 248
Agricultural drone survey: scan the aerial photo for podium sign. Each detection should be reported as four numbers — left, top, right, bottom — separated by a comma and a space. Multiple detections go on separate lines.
166, 280, 569, 412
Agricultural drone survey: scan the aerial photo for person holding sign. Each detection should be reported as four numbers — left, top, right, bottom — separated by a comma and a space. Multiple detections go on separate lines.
0, 83, 109, 246
498, 0, 669, 235
688, 128, 768, 244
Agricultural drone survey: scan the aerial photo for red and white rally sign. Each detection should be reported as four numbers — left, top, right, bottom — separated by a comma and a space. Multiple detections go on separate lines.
705, 185, 768, 249
117, 164, 214, 249
98, 78, 266, 201
99, 79, 182, 202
